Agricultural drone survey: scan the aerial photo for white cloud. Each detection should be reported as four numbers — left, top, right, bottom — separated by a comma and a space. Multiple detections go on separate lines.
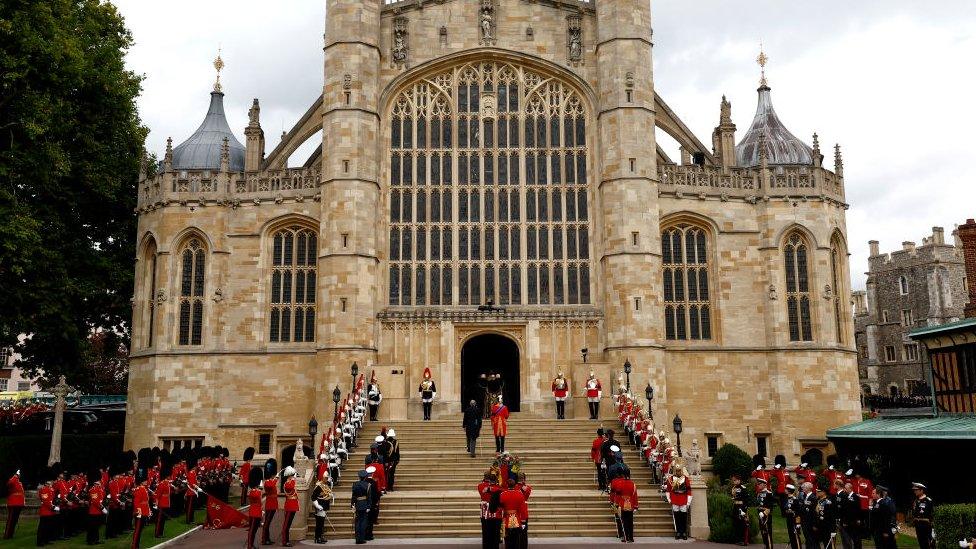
115, 0, 976, 288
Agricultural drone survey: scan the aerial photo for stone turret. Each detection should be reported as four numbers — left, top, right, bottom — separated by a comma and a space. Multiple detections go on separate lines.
244, 98, 265, 171
711, 95, 736, 168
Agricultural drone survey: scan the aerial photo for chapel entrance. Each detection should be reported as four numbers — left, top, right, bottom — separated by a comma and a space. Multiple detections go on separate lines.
460, 333, 520, 413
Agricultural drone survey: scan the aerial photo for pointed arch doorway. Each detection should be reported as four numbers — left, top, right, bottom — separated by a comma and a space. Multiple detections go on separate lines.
460, 333, 521, 412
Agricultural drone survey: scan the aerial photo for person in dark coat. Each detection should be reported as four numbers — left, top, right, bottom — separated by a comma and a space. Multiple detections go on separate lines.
462, 400, 483, 457
351, 470, 372, 545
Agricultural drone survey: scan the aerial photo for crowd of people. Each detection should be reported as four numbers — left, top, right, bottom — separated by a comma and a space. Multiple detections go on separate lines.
477, 453, 532, 549
4, 445, 234, 547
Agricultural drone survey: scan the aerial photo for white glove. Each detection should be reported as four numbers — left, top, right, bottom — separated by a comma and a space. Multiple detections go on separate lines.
432, 392, 437, 399
312, 501, 323, 512
53, 506, 60, 512
959, 542, 967, 548
687, 495, 693, 506
666, 494, 672, 504
102, 508, 108, 515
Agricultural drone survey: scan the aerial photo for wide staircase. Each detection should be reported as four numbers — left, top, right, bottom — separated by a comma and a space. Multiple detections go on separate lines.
315, 417, 674, 539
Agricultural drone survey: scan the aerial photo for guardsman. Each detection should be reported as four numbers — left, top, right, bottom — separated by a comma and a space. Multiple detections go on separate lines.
584, 372, 603, 420
812, 485, 836, 549
478, 472, 503, 549
752, 454, 771, 494
4, 469, 25, 539
869, 486, 897, 549
367, 372, 383, 421
836, 481, 861, 549
245, 467, 264, 549
37, 470, 58, 547
730, 473, 749, 546
551, 372, 570, 419
591, 428, 607, 491
490, 395, 510, 453
825, 457, 846, 496
351, 470, 372, 544
756, 478, 776, 549
261, 459, 279, 545
184, 464, 200, 524
783, 484, 803, 549
364, 466, 382, 541
773, 455, 790, 512
611, 469, 639, 543
281, 466, 299, 547
794, 462, 818, 490
311, 477, 332, 545
666, 461, 692, 540
499, 478, 528, 549
418, 367, 437, 421
516, 472, 532, 546
911, 482, 935, 549
131, 475, 151, 549
153, 468, 172, 538
850, 468, 874, 533
366, 437, 388, 493
385, 428, 400, 492
87, 474, 106, 545
238, 448, 254, 506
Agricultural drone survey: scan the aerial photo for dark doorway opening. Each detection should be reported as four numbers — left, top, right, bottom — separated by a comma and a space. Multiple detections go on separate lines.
460, 333, 520, 413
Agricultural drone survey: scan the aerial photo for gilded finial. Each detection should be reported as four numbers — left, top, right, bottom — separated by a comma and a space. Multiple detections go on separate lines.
213, 47, 224, 93
757, 42, 768, 87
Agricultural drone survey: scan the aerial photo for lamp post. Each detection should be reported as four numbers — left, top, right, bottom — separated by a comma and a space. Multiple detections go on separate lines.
623, 359, 632, 394
308, 416, 318, 456
673, 414, 683, 457
350, 362, 359, 394
332, 386, 341, 421
581, 348, 588, 363
645, 383, 654, 420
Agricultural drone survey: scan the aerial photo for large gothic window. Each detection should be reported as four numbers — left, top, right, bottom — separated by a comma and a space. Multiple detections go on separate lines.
388, 62, 591, 307
270, 225, 317, 343
662, 224, 711, 340
177, 237, 206, 346
143, 238, 158, 348
784, 232, 813, 342
830, 236, 845, 345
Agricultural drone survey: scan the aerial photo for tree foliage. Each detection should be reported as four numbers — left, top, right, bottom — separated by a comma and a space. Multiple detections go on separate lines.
711, 443, 753, 483
0, 0, 145, 387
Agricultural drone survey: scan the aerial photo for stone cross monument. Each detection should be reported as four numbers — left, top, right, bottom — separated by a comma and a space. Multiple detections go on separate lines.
47, 375, 75, 466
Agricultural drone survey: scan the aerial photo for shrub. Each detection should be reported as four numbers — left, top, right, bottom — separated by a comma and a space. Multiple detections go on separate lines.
712, 443, 753, 483
934, 503, 976, 549
708, 479, 758, 543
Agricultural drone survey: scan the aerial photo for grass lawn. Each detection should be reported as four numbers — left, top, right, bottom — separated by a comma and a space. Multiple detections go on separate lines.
2, 513, 198, 549
767, 511, 916, 547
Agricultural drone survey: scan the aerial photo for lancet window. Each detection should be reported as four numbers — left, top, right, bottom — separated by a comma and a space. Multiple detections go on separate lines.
177, 237, 206, 346
269, 225, 317, 343
388, 62, 591, 306
785, 232, 813, 342
662, 224, 712, 340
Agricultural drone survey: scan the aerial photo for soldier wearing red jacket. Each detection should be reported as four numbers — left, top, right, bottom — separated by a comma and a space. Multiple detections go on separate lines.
478, 473, 503, 548
551, 372, 570, 419
245, 469, 264, 549
4, 470, 24, 539
184, 467, 200, 524
772, 456, 790, 510
261, 461, 279, 545
238, 458, 252, 506
281, 467, 299, 547
490, 397, 510, 453
87, 480, 106, 545
591, 428, 608, 491
153, 474, 172, 538
498, 479, 527, 549
37, 477, 59, 547
850, 468, 875, 529
793, 462, 817, 488
584, 372, 603, 420
825, 463, 846, 496
666, 463, 693, 540
131, 478, 151, 549
611, 471, 639, 543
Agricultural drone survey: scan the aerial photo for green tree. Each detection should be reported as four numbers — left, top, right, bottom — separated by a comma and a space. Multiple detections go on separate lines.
0, 0, 145, 387
712, 443, 753, 483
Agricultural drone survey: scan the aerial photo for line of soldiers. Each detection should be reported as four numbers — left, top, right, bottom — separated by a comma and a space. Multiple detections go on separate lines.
242, 461, 301, 548
11, 445, 232, 547
477, 464, 532, 549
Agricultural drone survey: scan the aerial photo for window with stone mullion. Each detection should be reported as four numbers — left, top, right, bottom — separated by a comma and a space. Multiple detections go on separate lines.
662, 225, 711, 341
270, 227, 317, 342
177, 238, 205, 346
784, 233, 813, 342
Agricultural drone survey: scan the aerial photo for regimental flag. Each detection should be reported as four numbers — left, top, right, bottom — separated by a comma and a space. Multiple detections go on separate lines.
204, 495, 248, 529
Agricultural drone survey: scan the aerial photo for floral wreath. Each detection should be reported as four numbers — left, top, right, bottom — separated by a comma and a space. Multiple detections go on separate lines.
490, 451, 523, 484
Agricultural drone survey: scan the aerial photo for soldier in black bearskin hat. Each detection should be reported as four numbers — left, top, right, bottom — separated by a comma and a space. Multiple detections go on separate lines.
239, 447, 255, 506
773, 454, 790, 512
261, 458, 278, 545
245, 466, 265, 549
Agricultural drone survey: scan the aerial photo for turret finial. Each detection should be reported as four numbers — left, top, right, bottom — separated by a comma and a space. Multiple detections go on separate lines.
213, 47, 225, 93
834, 143, 844, 175
720, 95, 732, 125
756, 42, 768, 87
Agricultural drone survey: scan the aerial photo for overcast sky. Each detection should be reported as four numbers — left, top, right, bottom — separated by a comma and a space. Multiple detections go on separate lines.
114, 0, 976, 290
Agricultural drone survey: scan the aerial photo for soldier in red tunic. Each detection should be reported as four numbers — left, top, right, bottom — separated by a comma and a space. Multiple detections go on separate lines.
584, 372, 603, 420
850, 466, 875, 531
478, 472, 503, 549
610, 469, 639, 543
751, 454, 771, 495
131, 476, 151, 549
245, 467, 264, 549
551, 372, 570, 419
281, 466, 299, 547
4, 469, 24, 539
87, 475, 106, 545
666, 461, 693, 540
238, 447, 254, 506
772, 455, 790, 512
498, 478, 527, 549
153, 466, 172, 538
490, 396, 510, 453
37, 470, 58, 547
184, 465, 200, 524
591, 428, 607, 491
260, 459, 279, 545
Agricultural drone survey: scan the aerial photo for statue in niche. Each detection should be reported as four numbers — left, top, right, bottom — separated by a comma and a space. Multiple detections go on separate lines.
480, 6, 494, 42
686, 439, 702, 476
568, 15, 582, 62
393, 17, 408, 63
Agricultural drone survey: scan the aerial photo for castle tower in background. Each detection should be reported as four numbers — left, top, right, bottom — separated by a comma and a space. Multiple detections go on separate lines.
127, 0, 860, 463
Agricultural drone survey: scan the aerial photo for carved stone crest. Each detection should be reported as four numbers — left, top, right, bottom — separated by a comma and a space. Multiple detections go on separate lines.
480, 93, 497, 120
342, 74, 352, 90
768, 284, 778, 301
155, 288, 168, 303
392, 16, 408, 65
567, 15, 582, 63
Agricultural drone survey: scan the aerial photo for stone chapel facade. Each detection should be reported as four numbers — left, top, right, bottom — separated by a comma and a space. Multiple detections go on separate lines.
126, 0, 861, 463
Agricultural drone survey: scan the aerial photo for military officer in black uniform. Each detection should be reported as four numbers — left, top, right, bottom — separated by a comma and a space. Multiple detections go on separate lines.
911, 482, 935, 549
351, 470, 372, 544
756, 478, 776, 549
869, 486, 897, 549
800, 481, 819, 549
783, 484, 804, 549
835, 481, 862, 549
730, 473, 749, 546
812, 486, 836, 549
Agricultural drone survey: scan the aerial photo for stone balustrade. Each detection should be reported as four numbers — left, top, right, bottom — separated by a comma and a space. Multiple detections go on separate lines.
138, 166, 321, 210
657, 163, 846, 205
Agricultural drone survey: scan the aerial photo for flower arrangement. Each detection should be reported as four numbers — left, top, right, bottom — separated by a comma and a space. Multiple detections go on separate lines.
491, 451, 523, 484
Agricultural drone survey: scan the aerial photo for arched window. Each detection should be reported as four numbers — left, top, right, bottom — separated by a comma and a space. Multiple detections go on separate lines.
830, 238, 845, 345
784, 232, 813, 342
177, 237, 206, 346
270, 225, 317, 343
898, 275, 909, 295
662, 224, 711, 340
388, 62, 591, 306
142, 238, 158, 348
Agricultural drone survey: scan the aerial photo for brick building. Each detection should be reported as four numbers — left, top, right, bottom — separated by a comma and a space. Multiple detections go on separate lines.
853, 227, 968, 397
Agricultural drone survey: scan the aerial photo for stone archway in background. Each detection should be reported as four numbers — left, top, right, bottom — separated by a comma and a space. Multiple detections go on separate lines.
460, 333, 520, 413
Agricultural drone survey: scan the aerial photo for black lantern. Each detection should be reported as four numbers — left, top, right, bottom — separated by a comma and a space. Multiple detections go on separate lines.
623, 359, 632, 393
332, 385, 342, 421
644, 383, 654, 420
673, 414, 683, 456
351, 362, 359, 392
308, 416, 318, 438
581, 348, 588, 363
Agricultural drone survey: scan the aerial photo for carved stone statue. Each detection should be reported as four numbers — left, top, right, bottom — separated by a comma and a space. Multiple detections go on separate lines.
392, 17, 408, 63
480, 8, 493, 41
686, 439, 702, 476
568, 15, 582, 62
